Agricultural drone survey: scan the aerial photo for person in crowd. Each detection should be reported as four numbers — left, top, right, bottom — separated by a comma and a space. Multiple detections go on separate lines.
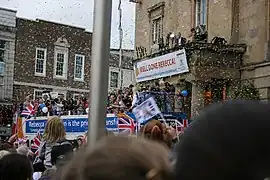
33, 116, 72, 171
174, 101, 270, 180
0, 141, 13, 151
187, 28, 196, 42
55, 136, 173, 180
37, 99, 47, 116
140, 119, 176, 149
14, 83, 177, 117
0, 153, 33, 180
51, 139, 74, 169
0, 133, 17, 151
39, 168, 56, 180
52, 98, 64, 116
59, 94, 67, 113
65, 98, 75, 115
76, 95, 85, 115
0, 150, 10, 159
16, 144, 33, 157
174, 32, 187, 46
107, 93, 117, 113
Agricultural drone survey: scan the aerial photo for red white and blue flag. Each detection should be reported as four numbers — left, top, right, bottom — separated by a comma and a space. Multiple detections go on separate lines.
31, 131, 42, 155
174, 119, 188, 135
117, 113, 136, 136
21, 103, 36, 117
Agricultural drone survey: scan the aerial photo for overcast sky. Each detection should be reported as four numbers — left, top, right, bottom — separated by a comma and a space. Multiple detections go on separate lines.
0, 0, 135, 49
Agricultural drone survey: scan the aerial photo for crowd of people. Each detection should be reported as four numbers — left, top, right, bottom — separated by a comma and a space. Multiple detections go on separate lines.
18, 81, 185, 118
106, 82, 184, 114
1, 101, 270, 180
19, 93, 89, 117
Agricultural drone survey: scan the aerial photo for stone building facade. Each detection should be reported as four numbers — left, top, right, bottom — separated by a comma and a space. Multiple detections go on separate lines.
133, 0, 268, 117
14, 18, 135, 102
0, 7, 16, 104
108, 49, 135, 92
14, 18, 93, 101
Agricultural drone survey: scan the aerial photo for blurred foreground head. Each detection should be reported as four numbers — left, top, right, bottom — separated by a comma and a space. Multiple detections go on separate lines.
57, 136, 172, 180
175, 101, 270, 180
0, 153, 33, 180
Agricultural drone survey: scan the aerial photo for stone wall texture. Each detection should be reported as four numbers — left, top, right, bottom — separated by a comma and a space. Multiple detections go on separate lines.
135, 0, 270, 100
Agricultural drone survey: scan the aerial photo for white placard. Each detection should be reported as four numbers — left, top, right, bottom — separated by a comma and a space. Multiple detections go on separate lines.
132, 97, 161, 124
134, 49, 189, 82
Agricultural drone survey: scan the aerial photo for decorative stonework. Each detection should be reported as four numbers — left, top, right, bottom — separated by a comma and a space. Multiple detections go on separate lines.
54, 37, 70, 48
147, 2, 165, 19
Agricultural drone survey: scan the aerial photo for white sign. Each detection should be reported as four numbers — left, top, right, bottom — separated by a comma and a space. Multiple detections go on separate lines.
132, 97, 161, 124
133, 49, 189, 82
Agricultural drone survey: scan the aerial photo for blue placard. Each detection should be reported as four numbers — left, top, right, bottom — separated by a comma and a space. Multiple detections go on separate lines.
25, 115, 120, 134
24, 112, 186, 134
25, 117, 89, 134
106, 115, 119, 133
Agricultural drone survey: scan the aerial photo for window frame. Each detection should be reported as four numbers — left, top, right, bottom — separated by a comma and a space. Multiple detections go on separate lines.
0, 76, 3, 86
33, 89, 44, 100
0, 40, 5, 76
195, 0, 208, 26
0, 61, 4, 77
35, 48, 47, 77
110, 70, 119, 88
151, 17, 162, 44
74, 54, 85, 81
54, 47, 69, 80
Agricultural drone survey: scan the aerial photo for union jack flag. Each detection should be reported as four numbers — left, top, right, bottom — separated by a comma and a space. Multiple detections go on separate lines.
175, 119, 188, 135
31, 131, 42, 155
21, 103, 36, 118
117, 113, 136, 136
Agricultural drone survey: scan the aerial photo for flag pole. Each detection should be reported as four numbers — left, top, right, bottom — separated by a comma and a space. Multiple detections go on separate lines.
88, 0, 112, 148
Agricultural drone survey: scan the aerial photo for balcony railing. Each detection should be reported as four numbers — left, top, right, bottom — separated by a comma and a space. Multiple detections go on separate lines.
133, 91, 190, 114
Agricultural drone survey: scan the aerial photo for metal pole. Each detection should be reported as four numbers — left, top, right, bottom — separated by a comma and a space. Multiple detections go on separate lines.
88, 0, 112, 148
119, 48, 123, 89
118, 0, 123, 89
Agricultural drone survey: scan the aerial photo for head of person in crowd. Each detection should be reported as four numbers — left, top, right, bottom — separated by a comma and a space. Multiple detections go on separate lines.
0, 142, 13, 151
51, 140, 74, 169
109, 94, 116, 104
140, 119, 173, 148
174, 101, 270, 180
77, 135, 86, 146
0, 153, 33, 180
43, 116, 66, 144
39, 168, 57, 180
0, 150, 10, 159
56, 136, 172, 180
17, 144, 32, 157
0, 134, 18, 152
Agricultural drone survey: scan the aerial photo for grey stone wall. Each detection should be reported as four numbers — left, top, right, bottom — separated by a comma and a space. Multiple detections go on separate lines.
0, 8, 16, 102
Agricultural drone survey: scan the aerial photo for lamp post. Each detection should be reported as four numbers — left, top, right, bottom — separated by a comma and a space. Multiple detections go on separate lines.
88, 0, 112, 148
